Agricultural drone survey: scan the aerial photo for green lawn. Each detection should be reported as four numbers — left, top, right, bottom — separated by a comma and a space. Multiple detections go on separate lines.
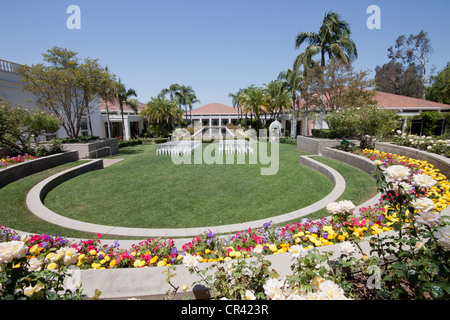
45, 143, 336, 229
0, 143, 378, 239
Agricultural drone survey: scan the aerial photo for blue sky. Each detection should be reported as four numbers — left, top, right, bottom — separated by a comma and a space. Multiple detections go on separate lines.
1, 0, 449, 107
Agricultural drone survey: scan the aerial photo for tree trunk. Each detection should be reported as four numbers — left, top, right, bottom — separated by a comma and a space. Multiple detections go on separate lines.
105, 100, 111, 138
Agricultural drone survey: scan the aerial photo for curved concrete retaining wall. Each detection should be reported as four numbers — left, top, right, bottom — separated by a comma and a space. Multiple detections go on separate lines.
321, 147, 377, 176
0, 151, 79, 189
297, 136, 359, 155
374, 142, 450, 177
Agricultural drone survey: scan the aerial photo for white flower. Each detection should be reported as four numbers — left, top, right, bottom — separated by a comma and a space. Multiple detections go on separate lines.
434, 225, 450, 250
244, 290, 256, 300
288, 245, 306, 259
374, 160, 382, 166
317, 280, 348, 300
24, 283, 45, 297
412, 197, 435, 213
339, 200, 355, 213
392, 181, 414, 194
413, 174, 437, 190
339, 242, 356, 255
0, 241, 28, 264
384, 165, 411, 182
326, 202, 342, 215
263, 278, 285, 300
27, 256, 44, 271
182, 254, 201, 269
416, 211, 441, 227
252, 245, 263, 254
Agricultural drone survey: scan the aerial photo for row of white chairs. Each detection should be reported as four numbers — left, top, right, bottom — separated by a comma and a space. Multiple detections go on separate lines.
156, 141, 202, 155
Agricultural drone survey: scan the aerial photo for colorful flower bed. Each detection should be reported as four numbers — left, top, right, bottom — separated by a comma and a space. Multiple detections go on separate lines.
1, 149, 449, 275
0, 154, 37, 169
390, 131, 450, 157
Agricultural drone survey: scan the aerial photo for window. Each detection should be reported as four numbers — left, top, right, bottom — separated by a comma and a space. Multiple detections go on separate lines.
80, 118, 89, 136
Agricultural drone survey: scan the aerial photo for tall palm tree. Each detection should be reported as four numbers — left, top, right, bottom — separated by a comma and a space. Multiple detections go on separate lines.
98, 66, 118, 138
294, 10, 357, 69
294, 10, 357, 128
229, 89, 243, 125
278, 68, 304, 137
176, 85, 200, 125
116, 79, 137, 139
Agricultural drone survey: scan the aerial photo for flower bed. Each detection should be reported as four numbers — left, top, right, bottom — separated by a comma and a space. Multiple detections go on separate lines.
0, 154, 37, 169
390, 131, 450, 157
1, 148, 449, 299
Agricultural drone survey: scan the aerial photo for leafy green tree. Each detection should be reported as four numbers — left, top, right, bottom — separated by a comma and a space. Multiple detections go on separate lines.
426, 63, 450, 104
375, 60, 423, 98
388, 30, 433, 99
18, 47, 114, 139
325, 104, 400, 144
0, 103, 60, 153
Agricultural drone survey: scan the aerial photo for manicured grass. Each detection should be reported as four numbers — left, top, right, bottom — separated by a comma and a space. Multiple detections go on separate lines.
0, 161, 102, 239
45, 143, 335, 229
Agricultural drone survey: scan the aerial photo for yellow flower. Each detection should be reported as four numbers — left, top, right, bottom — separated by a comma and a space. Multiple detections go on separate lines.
109, 260, 116, 267
47, 262, 57, 270
157, 260, 166, 267
134, 260, 145, 268
150, 256, 158, 264
46, 252, 54, 260
181, 284, 188, 291
89, 250, 97, 255
29, 244, 41, 255
268, 244, 278, 252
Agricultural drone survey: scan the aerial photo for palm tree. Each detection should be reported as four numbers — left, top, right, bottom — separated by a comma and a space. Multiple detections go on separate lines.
239, 85, 267, 128
263, 80, 292, 124
98, 67, 118, 138
294, 10, 357, 68
116, 79, 137, 140
294, 10, 357, 128
176, 85, 200, 125
229, 89, 243, 125
278, 68, 304, 137
142, 95, 179, 136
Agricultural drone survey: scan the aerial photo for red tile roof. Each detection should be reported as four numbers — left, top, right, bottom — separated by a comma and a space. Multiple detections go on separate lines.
296, 90, 450, 110
374, 91, 450, 110
188, 103, 239, 115
100, 99, 146, 113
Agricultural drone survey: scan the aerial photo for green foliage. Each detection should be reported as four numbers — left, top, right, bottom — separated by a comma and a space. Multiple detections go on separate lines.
325, 105, 401, 142
0, 257, 85, 300
0, 103, 60, 154
367, 164, 450, 299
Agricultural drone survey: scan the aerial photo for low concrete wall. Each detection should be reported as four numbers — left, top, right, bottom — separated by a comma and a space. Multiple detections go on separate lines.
62, 138, 119, 159
297, 136, 359, 155
375, 141, 450, 178
321, 147, 376, 176
0, 151, 79, 189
